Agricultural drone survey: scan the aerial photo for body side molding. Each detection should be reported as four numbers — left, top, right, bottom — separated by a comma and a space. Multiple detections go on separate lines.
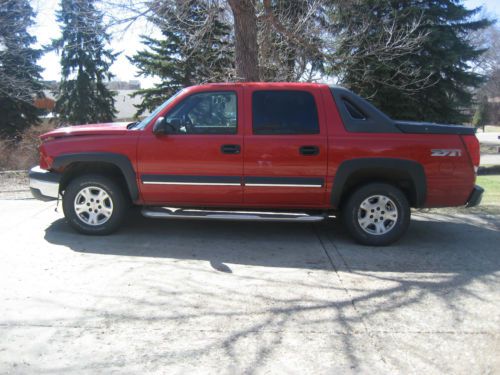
141, 175, 241, 186
244, 176, 324, 187
140, 175, 325, 188
331, 158, 427, 209
52, 152, 139, 200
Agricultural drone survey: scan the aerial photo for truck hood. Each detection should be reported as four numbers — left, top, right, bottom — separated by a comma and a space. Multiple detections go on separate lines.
40, 122, 130, 140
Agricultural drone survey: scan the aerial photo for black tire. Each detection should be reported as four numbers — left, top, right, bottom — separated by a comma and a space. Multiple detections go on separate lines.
62, 174, 127, 235
341, 183, 410, 246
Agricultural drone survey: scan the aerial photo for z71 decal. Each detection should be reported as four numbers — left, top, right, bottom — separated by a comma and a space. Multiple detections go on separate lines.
431, 149, 462, 157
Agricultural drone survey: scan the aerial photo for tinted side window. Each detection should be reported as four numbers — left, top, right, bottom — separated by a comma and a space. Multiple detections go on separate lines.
343, 99, 366, 120
165, 91, 237, 135
252, 91, 319, 135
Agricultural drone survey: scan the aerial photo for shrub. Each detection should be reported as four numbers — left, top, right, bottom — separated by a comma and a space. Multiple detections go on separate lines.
0, 121, 56, 170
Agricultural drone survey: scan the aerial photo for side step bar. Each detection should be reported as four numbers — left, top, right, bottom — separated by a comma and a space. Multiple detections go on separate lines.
141, 207, 327, 222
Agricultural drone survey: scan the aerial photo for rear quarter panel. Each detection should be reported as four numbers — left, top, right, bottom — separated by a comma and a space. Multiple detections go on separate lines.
320, 86, 475, 208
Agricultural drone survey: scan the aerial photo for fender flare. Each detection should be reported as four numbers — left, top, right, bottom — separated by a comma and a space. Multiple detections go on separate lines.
331, 158, 426, 209
52, 152, 139, 200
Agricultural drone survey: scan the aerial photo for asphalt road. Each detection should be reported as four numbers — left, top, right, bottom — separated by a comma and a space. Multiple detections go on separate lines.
0, 198, 499, 374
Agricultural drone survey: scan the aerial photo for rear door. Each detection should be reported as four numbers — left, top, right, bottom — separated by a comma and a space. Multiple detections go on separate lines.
243, 87, 328, 207
138, 87, 243, 205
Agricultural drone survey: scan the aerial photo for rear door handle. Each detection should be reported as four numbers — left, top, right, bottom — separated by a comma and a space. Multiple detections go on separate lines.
299, 145, 319, 156
221, 144, 241, 154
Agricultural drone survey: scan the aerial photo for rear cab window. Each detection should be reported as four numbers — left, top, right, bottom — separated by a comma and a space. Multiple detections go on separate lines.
252, 90, 320, 135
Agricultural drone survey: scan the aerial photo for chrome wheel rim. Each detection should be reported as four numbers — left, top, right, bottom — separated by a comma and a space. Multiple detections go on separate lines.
357, 195, 398, 235
74, 186, 113, 226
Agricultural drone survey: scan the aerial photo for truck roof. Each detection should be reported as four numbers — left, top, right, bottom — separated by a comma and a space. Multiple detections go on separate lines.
190, 82, 330, 89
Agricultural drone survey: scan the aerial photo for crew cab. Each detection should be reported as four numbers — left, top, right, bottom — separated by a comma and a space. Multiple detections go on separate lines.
29, 83, 483, 245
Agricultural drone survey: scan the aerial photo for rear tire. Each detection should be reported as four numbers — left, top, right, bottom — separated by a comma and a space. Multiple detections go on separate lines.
62, 174, 127, 235
341, 183, 410, 246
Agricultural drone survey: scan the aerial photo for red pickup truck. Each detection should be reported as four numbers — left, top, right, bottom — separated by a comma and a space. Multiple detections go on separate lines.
29, 82, 483, 245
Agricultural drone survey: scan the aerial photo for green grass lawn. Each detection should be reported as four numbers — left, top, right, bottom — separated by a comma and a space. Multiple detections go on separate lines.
477, 175, 500, 205
425, 175, 500, 216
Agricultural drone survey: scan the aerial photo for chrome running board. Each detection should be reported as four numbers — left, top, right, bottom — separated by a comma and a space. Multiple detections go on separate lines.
141, 207, 326, 222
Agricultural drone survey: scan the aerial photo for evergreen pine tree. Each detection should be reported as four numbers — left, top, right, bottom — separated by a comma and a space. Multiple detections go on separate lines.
129, 1, 233, 116
53, 0, 117, 124
330, 0, 492, 123
0, 0, 43, 138
472, 95, 489, 130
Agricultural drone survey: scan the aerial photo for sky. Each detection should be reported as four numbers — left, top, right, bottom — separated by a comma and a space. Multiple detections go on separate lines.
31, 0, 500, 90
31, 0, 161, 88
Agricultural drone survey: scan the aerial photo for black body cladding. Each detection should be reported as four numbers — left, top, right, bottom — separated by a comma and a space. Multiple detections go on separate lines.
53, 152, 139, 200
394, 121, 475, 135
141, 175, 241, 184
331, 158, 427, 209
329, 87, 475, 135
140, 175, 324, 187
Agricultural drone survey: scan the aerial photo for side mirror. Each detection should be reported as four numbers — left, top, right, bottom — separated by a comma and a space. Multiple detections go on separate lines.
153, 117, 167, 135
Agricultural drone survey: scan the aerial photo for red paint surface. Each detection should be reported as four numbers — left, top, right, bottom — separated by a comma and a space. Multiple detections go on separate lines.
39, 82, 478, 209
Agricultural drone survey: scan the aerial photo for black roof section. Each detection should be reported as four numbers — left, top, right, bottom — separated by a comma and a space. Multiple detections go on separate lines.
329, 86, 475, 135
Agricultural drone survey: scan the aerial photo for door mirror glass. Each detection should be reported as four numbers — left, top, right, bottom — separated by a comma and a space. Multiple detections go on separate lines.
153, 116, 185, 135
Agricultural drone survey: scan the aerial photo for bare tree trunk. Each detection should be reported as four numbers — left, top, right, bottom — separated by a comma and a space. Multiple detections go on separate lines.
227, 0, 260, 81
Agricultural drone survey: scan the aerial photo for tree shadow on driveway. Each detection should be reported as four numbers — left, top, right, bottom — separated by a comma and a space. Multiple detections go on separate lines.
37, 210, 500, 373
43, 210, 500, 274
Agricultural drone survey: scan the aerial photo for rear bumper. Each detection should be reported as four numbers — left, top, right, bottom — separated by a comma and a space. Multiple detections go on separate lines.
465, 185, 484, 208
29, 166, 61, 201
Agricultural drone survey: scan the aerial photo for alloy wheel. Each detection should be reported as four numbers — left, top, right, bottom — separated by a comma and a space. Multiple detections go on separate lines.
357, 194, 398, 235
73, 186, 113, 226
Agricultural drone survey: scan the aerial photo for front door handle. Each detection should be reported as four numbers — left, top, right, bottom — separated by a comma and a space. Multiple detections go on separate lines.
221, 144, 241, 154
299, 145, 319, 156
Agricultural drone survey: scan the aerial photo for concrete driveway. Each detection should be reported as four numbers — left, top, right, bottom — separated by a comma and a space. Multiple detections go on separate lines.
0, 198, 499, 374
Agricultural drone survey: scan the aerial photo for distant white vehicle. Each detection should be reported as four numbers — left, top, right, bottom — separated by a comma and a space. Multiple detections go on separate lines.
476, 132, 500, 146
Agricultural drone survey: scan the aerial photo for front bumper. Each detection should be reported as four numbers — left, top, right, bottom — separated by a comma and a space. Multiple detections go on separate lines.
29, 166, 61, 201
465, 185, 484, 208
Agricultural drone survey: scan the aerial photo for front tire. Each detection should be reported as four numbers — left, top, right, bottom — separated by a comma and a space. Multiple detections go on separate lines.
62, 175, 127, 235
342, 183, 410, 246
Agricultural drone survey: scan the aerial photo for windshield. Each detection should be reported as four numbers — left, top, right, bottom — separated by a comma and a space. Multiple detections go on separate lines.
130, 89, 185, 130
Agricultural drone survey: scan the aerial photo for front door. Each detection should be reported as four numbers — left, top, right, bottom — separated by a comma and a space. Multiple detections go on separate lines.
138, 88, 243, 205
243, 87, 328, 207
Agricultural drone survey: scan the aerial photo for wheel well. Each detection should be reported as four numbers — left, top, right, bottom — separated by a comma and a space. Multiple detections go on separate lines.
338, 169, 418, 208
59, 162, 131, 199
